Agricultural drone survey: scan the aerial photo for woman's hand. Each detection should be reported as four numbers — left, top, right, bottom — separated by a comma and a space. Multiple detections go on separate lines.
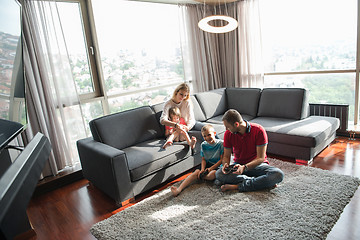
183, 125, 189, 132
176, 124, 187, 133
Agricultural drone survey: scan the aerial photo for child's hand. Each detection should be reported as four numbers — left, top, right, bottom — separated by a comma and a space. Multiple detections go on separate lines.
199, 169, 209, 180
197, 170, 203, 179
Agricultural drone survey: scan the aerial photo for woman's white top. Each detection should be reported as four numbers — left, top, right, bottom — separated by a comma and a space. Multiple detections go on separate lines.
160, 98, 196, 130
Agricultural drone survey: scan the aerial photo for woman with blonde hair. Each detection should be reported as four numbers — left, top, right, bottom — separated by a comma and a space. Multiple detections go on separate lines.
160, 83, 196, 148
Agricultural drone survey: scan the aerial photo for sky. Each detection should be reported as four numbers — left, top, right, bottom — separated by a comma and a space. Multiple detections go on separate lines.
0, 0, 21, 36
91, 0, 181, 57
56, 0, 181, 58
259, 0, 357, 47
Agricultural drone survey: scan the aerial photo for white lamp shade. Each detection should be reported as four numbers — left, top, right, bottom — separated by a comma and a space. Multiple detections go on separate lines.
198, 15, 238, 33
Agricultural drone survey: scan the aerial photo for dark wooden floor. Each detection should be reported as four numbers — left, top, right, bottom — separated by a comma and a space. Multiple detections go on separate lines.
26, 136, 360, 240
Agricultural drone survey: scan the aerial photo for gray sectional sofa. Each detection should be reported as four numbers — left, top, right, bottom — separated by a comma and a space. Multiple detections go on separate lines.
77, 87, 340, 205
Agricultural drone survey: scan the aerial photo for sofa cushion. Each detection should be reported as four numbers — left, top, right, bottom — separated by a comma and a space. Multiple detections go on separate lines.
124, 139, 191, 181
89, 106, 163, 150
206, 113, 255, 126
250, 116, 340, 148
195, 88, 227, 120
205, 121, 226, 138
151, 102, 165, 134
205, 115, 224, 125
226, 88, 262, 118
191, 95, 207, 122
257, 88, 309, 120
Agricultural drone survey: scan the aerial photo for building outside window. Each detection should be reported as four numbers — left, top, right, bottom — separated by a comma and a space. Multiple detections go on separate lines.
91, 0, 184, 114
259, 0, 357, 121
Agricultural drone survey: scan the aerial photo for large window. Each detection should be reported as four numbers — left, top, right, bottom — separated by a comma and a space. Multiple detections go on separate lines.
92, 0, 184, 111
60, 0, 184, 125
53, 0, 185, 165
57, 1, 95, 95
260, 0, 357, 122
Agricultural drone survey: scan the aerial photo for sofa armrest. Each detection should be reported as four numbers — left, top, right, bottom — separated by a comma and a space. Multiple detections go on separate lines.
309, 103, 349, 134
77, 137, 133, 205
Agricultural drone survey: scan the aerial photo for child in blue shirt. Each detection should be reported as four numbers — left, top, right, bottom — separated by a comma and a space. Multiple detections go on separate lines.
171, 124, 224, 197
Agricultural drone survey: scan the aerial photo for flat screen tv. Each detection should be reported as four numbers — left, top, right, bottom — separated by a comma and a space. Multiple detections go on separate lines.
0, 0, 26, 126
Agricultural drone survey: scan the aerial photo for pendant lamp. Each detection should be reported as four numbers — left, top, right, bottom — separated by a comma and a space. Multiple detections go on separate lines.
198, 0, 238, 34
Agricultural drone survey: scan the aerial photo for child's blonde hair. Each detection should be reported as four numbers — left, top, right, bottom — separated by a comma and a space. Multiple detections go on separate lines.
201, 124, 215, 133
172, 83, 190, 101
168, 106, 181, 119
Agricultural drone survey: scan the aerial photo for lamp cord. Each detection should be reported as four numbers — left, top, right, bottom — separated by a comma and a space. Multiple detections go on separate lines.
203, 0, 206, 19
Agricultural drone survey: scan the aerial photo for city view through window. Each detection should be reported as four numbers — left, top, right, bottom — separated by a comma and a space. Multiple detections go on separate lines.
0, 0, 25, 124
55, 0, 185, 162
0, 31, 19, 119
260, 0, 357, 120
92, 0, 184, 113
58, 0, 184, 125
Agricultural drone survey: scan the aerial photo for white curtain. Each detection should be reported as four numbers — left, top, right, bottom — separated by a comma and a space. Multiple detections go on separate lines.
179, 0, 264, 92
21, 0, 86, 177
179, 4, 226, 92
236, 0, 264, 88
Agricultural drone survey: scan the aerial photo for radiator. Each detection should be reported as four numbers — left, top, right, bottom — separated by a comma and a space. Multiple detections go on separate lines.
309, 103, 349, 134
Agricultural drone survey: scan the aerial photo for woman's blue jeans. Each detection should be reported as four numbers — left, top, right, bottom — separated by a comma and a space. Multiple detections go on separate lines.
215, 163, 284, 192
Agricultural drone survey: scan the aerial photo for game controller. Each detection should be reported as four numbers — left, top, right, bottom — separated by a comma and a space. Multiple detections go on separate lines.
199, 169, 209, 180
224, 164, 238, 174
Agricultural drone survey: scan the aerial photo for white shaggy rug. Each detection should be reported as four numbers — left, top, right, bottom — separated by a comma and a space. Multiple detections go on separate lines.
91, 158, 360, 240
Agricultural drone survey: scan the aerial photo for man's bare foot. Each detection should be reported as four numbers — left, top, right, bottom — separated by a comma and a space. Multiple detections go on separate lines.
171, 186, 181, 197
190, 136, 197, 149
162, 141, 172, 149
220, 184, 238, 192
